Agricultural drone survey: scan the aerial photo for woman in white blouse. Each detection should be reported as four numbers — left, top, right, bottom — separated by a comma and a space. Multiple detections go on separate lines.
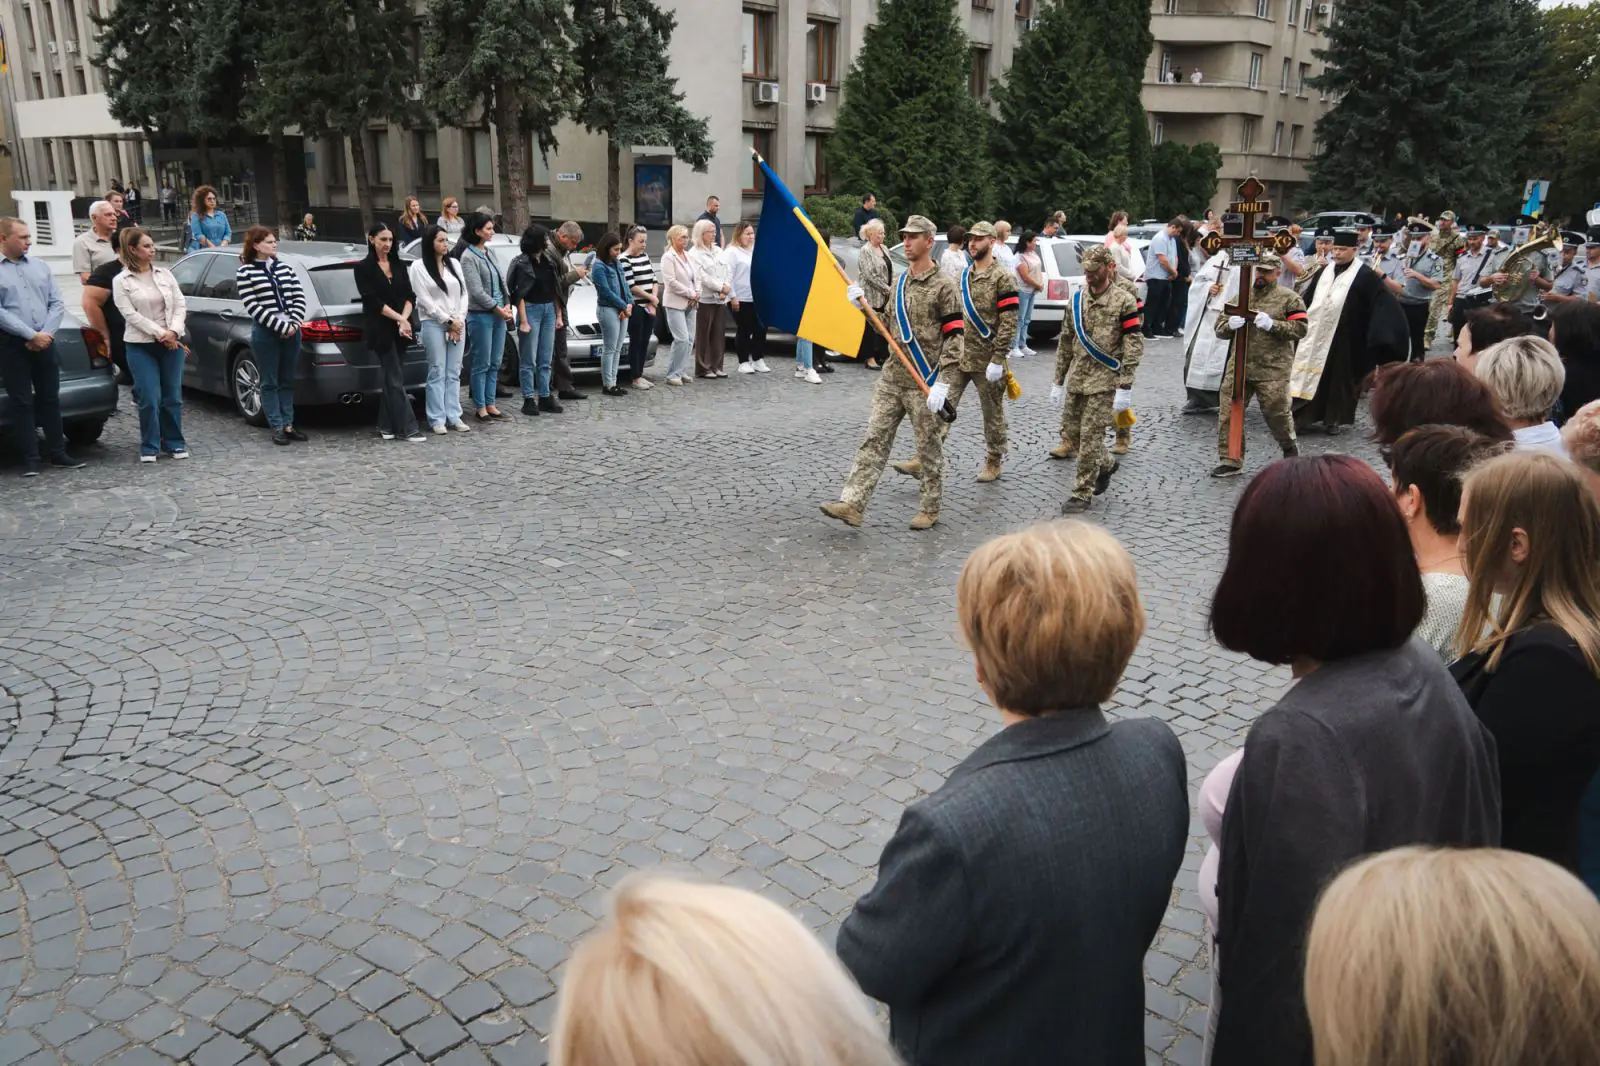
111, 227, 189, 462
1105, 217, 1145, 284
723, 221, 769, 374
688, 218, 732, 378
408, 224, 471, 434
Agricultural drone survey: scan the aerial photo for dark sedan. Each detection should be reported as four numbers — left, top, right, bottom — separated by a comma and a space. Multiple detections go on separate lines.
0, 320, 118, 449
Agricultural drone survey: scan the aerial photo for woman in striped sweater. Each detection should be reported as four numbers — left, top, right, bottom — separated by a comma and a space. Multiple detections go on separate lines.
235, 226, 309, 446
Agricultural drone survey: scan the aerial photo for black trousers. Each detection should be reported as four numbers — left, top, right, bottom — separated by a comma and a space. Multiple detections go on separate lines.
0, 338, 65, 462
551, 311, 575, 393
1166, 278, 1191, 334
1144, 279, 1173, 337
1401, 300, 1429, 363
626, 303, 654, 381
373, 341, 419, 437
733, 301, 767, 363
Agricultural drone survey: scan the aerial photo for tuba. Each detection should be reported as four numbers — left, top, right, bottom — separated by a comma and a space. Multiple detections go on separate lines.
1493, 223, 1561, 304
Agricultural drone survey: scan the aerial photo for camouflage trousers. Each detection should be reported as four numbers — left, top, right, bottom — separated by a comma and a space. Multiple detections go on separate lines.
939, 367, 1008, 461
841, 378, 945, 516
1216, 360, 1296, 468
1061, 389, 1116, 500
1424, 286, 1452, 347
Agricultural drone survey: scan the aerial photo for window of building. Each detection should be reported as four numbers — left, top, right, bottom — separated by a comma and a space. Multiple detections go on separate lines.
741, 128, 774, 193
1272, 121, 1284, 154
1248, 53, 1262, 88
42, 140, 57, 185
1280, 58, 1291, 92
1164, 0, 1178, 11
806, 20, 838, 85
31, 73, 44, 100
468, 129, 493, 187
1318, 66, 1327, 100
973, 0, 993, 8
804, 134, 828, 194
1287, 0, 1301, 23
369, 131, 391, 186
415, 130, 440, 187
1152, 120, 1165, 145
1256, 0, 1270, 17
1303, 0, 1313, 29
64, 142, 77, 184
1015, 0, 1034, 16
73, 64, 87, 95
1289, 123, 1301, 159
1297, 62, 1310, 95
1160, 51, 1173, 81
52, 71, 65, 97
970, 47, 990, 99
83, 141, 98, 187
1241, 117, 1257, 152
522, 139, 552, 191
742, 8, 775, 79
22, 7, 37, 49
325, 137, 347, 189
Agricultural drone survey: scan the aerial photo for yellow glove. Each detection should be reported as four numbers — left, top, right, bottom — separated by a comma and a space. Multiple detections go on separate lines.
1005, 370, 1022, 401
1114, 407, 1137, 430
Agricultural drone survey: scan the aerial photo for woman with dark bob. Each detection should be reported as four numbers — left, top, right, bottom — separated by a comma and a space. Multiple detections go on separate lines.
1548, 299, 1600, 422
1368, 358, 1512, 448
1206, 456, 1501, 1066
1454, 303, 1530, 375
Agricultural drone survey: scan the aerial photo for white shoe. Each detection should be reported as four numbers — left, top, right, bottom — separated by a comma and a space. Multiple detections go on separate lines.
432, 424, 448, 435
450, 421, 471, 432
754, 359, 771, 373
738, 362, 755, 374
406, 433, 428, 443
795, 365, 806, 379
666, 377, 684, 386
169, 449, 189, 459
380, 430, 396, 440
805, 368, 823, 384
139, 454, 157, 463
1022, 345, 1038, 356
633, 377, 653, 390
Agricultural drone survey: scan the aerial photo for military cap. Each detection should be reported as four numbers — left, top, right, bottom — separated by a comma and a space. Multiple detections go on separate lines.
1373, 222, 1397, 238
1314, 225, 1338, 241
1463, 222, 1488, 236
967, 221, 997, 238
899, 214, 936, 236
1354, 214, 1378, 228
1587, 226, 1600, 245
1332, 229, 1360, 248
1257, 251, 1283, 270
1559, 230, 1585, 248
1079, 245, 1115, 270
1439, 210, 1457, 223
1263, 215, 1293, 230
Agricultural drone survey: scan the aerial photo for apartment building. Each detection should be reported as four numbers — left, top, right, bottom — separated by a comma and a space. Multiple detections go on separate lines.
1145, 0, 1333, 216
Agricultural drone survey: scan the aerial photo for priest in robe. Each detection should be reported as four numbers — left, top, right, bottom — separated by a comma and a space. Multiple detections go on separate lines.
1182, 248, 1239, 414
1288, 228, 1409, 434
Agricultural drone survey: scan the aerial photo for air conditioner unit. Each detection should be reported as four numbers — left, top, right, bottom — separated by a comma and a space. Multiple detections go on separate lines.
1316, 3, 1330, 12
64, 40, 77, 52
405, 84, 422, 101
806, 81, 827, 105
45, 41, 56, 53
752, 81, 779, 105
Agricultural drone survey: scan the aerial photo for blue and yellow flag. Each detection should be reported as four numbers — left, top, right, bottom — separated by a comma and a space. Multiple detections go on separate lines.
750, 153, 865, 357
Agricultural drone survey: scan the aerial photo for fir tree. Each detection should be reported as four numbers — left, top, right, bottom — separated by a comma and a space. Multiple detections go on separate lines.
1306, 0, 1540, 219
1526, 1, 1600, 224
830, 0, 992, 224
1149, 141, 1222, 220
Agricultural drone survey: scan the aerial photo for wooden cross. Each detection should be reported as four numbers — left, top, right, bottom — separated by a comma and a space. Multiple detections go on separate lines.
1197, 177, 1297, 462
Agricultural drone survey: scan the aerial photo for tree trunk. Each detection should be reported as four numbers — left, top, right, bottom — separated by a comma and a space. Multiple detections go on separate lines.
496, 93, 529, 233
270, 133, 293, 231
349, 132, 376, 231
197, 134, 215, 187
607, 136, 621, 231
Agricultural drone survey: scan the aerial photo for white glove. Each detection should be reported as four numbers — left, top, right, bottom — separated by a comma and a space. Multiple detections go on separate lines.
846, 284, 865, 305
1112, 388, 1133, 413
1227, 315, 1246, 331
926, 382, 949, 413
1049, 384, 1065, 409
1254, 310, 1274, 331
985, 362, 1004, 383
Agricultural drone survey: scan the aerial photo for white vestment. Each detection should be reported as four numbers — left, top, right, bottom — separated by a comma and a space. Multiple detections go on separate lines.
1184, 252, 1238, 391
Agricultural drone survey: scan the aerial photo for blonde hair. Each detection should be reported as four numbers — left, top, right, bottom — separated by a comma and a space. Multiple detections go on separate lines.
691, 218, 717, 247
1306, 847, 1600, 1066
1475, 335, 1565, 422
1455, 450, 1600, 672
859, 217, 885, 241
994, 220, 1012, 240
957, 520, 1144, 714
1561, 399, 1600, 477
550, 872, 900, 1066
666, 223, 689, 249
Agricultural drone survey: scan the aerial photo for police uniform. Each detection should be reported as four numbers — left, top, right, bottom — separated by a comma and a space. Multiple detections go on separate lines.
1211, 252, 1307, 476
1371, 225, 1407, 288
941, 221, 1017, 481
1423, 212, 1466, 347
1448, 229, 1492, 331
1546, 239, 1587, 302
822, 215, 961, 531
1055, 245, 1143, 513
1494, 219, 1552, 315
1587, 229, 1600, 303
1398, 231, 1445, 363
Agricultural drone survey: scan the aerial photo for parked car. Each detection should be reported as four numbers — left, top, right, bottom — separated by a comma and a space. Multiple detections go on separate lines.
0, 320, 118, 449
1294, 211, 1374, 253
169, 243, 426, 426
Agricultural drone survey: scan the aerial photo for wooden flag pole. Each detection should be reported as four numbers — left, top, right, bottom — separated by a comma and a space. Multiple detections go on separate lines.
826, 256, 957, 424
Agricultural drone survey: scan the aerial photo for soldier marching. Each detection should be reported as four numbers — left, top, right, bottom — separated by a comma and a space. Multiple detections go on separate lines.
1209, 252, 1307, 478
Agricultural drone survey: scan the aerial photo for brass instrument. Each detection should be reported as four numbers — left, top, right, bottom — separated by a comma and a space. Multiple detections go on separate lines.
1493, 223, 1561, 304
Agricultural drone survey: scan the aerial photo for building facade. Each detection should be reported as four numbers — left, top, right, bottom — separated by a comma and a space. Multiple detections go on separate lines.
0, 0, 1328, 229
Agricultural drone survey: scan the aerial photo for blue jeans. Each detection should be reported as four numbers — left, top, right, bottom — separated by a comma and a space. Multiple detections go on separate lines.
467, 310, 507, 409
251, 324, 301, 430
126, 342, 186, 456
518, 301, 557, 398
795, 338, 814, 369
422, 320, 465, 428
598, 306, 624, 387
665, 306, 695, 380
1016, 289, 1038, 349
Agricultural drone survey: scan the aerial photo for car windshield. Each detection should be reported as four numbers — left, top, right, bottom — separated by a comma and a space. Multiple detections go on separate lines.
1052, 244, 1084, 275
306, 264, 362, 307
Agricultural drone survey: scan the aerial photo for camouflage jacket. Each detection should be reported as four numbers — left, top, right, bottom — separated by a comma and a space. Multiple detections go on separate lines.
1114, 275, 1143, 314
1211, 281, 1308, 379
885, 263, 962, 390
957, 259, 1019, 370
1055, 281, 1143, 394
1429, 230, 1467, 272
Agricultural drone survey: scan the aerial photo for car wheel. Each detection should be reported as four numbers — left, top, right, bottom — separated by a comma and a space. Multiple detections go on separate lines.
232, 349, 268, 427
64, 419, 106, 446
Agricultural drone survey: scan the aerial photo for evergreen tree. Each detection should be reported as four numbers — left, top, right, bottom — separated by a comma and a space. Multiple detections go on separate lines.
1306, 0, 1540, 219
1149, 141, 1222, 220
246, 0, 416, 227
570, 0, 712, 230
992, 0, 1154, 230
421, 0, 579, 232
1526, 1, 1600, 225
830, 0, 992, 224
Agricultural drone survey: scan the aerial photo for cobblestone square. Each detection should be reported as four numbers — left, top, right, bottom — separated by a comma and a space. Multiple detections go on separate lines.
0, 336, 1379, 1064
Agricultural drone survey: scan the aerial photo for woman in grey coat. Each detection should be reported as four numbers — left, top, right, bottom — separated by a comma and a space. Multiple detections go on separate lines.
458, 211, 514, 421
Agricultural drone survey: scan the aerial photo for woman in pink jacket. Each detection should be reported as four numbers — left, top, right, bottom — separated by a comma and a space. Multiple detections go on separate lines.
658, 224, 698, 386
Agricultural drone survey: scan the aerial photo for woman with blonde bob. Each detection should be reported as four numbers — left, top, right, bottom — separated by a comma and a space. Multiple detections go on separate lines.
550, 872, 899, 1066
1305, 846, 1600, 1066
1474, 334, 1568, 455
1452, 450, 1600, 877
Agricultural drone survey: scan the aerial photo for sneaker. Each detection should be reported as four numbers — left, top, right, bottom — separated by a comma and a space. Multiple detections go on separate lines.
449, 421, 471, 432
804, 368, 822, 384
22, 461, 41, 477
738, 362, 756, 374
1007, 348, 1024, 361
406, 433, 428, 443
432, 424, 448, 435
538, 395, 564, 413
558, 388, 587, 401
794, 365, 806, 379
273, 429, 291, 446
1022, 345, 1038, 357
754, 359, 771, 373
139, 453, 158, 464
521, 397, 540, 416
49, 453, 86, 469
169, 449, 190, 460
666, 377, 684, 387
818, 361, 836, 374
633, 377, 654, 390
1211, 463, 1244, 478
380, 430, 396, 440
285, 427, 309, 442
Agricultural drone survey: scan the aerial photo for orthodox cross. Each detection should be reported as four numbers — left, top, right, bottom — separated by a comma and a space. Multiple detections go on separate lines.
1198, 177, 1297, 462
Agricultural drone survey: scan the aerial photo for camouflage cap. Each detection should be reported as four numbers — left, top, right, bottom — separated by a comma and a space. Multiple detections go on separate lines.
1257, 251, 1282, 270
967, 221, 997, 238
1080, 245, 1114, 270
1439, 210, 1457, 222
899, 214, 936, 236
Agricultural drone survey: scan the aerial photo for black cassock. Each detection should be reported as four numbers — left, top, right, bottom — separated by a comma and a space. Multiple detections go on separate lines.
1295, 261, 1408, 428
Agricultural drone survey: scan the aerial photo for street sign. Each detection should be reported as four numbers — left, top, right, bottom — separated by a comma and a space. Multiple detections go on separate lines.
556, 172, 581, 182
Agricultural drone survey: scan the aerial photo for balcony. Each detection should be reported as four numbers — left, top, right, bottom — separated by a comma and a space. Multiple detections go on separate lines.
1217, 152, 1310, 185
1143, 80, 1269, 116
1152, 7, 1278, 46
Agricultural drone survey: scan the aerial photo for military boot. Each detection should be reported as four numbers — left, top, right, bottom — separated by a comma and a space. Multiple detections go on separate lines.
819, 501, 863, 528
975, 458, 1002, 483
1113, 427, 1132, 455
1048, 441, 1076, 460
1282, 441, 1301, 458
909, 511, 939, 531
892, 457, 922, 477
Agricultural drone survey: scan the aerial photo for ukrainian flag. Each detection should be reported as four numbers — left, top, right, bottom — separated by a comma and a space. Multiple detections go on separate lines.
750, 153, 865, 357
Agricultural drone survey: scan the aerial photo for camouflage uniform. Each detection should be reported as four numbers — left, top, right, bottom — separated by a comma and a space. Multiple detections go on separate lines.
838, 241, 962, 520
1213, 279, 1307, 471
1055, 251, 1143, 504
1054, 274, 1141, 460
1425, 220, 1466, 346
942, 248, 1018, 467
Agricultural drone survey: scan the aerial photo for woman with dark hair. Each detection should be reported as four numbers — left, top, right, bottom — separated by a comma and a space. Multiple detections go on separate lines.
186, 185, 231, 251
620, 225, 659, 389
1013, 230, 1043, 358
506, 224, 561, 415
590, 230, 632, 396
458, 211, 512, 421
354, 222, 424, 443
1455, 303, 1530, 374
235, 226, 307, 445
1548, 299, 1600, 421
1205, 456, 1500, 1066
1368, 358, 1514, 447
407, 224, 469, 434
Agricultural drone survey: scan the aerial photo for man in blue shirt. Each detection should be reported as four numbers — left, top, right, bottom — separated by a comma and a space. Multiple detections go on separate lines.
0, 217, 84, 476
1142, 217, 1184, 339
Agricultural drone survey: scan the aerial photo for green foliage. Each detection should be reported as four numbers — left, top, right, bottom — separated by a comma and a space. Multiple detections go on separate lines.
1149, 141, 1222, 220
801, 195, 898, 243
1305, 0, 1541, 219
992, 0, 1154, 231
829, 0, 993, 224
1526, 0, 1600, 225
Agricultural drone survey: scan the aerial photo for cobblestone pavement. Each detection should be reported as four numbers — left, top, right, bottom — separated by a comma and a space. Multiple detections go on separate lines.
0, 332, 1387, 1065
